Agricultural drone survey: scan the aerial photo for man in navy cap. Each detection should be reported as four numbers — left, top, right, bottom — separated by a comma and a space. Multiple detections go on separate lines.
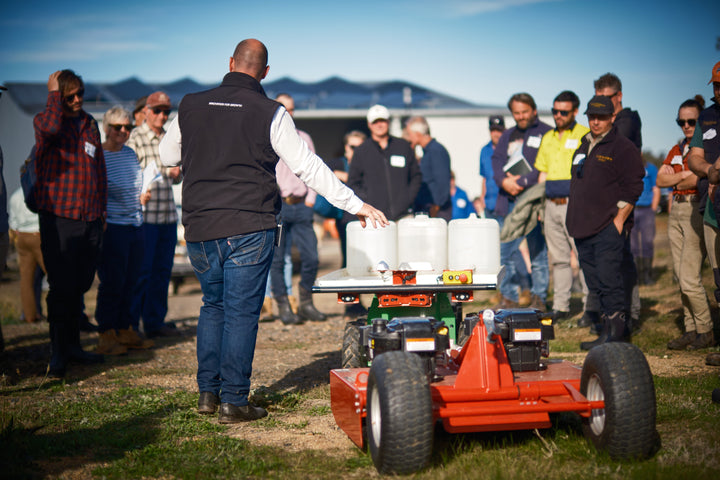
566, 95, 644, 350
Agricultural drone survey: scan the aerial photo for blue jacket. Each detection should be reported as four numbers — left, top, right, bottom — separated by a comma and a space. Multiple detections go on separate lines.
451, 186, 477, 219
479, 141, 499, 212
491, 117, 552, 217
415, 138, 452, 211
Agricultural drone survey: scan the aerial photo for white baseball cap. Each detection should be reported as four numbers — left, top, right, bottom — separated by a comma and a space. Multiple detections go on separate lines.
366, 104, 390, 123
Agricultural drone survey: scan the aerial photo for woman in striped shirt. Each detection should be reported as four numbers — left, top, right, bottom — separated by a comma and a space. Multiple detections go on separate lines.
95, 106, 153, 355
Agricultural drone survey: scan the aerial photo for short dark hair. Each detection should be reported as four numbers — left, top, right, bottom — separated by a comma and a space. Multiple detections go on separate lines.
58, 69, 84, 96
507, 92, 536, 111
679, 95, 705, 112
554, 90, 580, 110
594, 73, 622, 92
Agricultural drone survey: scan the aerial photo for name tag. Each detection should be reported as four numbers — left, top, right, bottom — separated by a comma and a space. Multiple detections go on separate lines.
565, 138, 579, 150
671, 155, 683, 165
526, 135, 541, 148
85, 142, 96, 158
704, 128, 717, 141
572, 153, 585, 165
390, 155, 406, 168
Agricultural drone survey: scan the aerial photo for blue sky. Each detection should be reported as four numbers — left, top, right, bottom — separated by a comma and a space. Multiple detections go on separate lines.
1, 0, 718, 155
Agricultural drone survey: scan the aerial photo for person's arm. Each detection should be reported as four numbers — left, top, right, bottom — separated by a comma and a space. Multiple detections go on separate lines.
650, 186, 661, 212
656, 164, 691, 187
270, 107, 387, 227
159, 116, 182, 167
613, 202, 634, 234
33, 71, 64, 142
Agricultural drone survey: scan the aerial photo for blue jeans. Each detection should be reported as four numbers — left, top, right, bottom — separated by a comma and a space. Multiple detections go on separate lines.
96, 223, 144, 332
187, 229, 275, 406
490, 213, 533, 298
499, 221, 549, 303
130, 223, 176, 333
270, 203, 318, 295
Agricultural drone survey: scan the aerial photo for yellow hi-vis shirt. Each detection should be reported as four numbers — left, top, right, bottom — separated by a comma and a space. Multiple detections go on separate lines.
534, 122, 590, 181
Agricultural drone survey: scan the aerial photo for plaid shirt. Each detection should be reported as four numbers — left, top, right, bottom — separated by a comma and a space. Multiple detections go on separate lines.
126, 122, 179, 224
33, 91, 107, 221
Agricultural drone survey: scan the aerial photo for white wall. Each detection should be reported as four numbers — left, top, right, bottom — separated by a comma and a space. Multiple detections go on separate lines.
0, 95, 36, 198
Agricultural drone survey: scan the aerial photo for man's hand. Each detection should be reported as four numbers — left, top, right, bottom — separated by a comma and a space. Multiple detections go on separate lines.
658, 164, 674, 176
501, 174, 524, 196
48, 71, 61, 92
166, 166, 181, 180
355, 203, 389, 229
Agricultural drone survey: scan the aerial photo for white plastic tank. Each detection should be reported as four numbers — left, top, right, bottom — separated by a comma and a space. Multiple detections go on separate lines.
448, 214, 500, 274
397, 214, 447, 272
346, 221, 397, 276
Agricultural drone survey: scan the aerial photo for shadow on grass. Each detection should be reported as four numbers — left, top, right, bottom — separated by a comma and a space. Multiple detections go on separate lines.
0, 408, 163, 479
265, 350, 341, 394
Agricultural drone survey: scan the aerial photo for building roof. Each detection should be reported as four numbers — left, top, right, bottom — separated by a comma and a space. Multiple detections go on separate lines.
5, 76, 493, 116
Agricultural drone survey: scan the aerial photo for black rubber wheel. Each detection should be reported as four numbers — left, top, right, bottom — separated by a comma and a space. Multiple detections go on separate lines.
580, 342, 658, 460
366, 351, 433, 475
341, 320, 365, 368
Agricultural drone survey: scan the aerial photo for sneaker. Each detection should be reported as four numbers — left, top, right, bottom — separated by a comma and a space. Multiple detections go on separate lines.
96, 330, 128, 356
518, 289, 532, 307
117, 327, 154, 349
667, 331, 697, 350
706, 352, 720, 366
688, 331, 715, 350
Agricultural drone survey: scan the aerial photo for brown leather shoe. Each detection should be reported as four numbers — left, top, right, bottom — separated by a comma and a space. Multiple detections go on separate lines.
494, 296, 519, 310
218, 402, 268, 423
518, 289, 532, 307
667, 331, 697, 350
529, 295, 546, 311
706, 352, 720, 366
198, 392, 220, 415
688, 331, 715, 350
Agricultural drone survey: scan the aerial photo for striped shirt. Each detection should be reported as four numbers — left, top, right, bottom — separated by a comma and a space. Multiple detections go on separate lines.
126, 122, 179, 224
104, 145, 143, 226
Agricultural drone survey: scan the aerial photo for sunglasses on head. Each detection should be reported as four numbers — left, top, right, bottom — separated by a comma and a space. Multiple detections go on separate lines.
109, 124, 133, 133
151, 107, 171, 115
676, 118, 697, 127
63, 89, 85, 102
551, 108, 572, 117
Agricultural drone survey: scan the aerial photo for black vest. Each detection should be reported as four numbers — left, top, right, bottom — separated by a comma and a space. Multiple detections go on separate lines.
694, 101, 720, 215
178, 72, 281, 242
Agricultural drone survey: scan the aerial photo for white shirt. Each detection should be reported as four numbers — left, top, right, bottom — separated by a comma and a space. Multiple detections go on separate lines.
159, 105, 363, 215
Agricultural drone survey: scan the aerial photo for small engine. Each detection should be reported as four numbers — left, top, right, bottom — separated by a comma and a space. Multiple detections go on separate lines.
463, 309, 554, 372
360, 317, 449, 380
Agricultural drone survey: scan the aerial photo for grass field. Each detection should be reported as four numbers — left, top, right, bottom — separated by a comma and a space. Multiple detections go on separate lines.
1, 213, 719, 479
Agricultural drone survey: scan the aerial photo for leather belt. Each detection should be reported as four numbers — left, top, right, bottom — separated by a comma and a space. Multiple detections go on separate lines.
282, 194, 306, 205
673, 193, 699, 203
548, 197, 568, 205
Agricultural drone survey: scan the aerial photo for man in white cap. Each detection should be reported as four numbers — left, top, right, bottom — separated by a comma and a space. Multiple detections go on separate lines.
347, 104, 422, 221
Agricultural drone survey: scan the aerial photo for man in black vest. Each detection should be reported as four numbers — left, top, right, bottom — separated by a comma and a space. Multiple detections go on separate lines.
160, 39, 387, 423
688, 60, 720, 355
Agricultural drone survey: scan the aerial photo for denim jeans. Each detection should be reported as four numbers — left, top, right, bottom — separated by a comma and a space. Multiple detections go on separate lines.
270, 203, 318, 295
187, 229, 275, 406
494, 208, 547, 302
491, 213, 532, 294
130, 223, 176, 333
96, 223, 144, 332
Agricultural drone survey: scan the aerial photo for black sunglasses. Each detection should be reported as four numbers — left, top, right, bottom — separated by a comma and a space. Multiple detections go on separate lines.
109, 124, 133, 132
151, 107, 171, 115
552, 108, 572, 117
63, 89, 85, 102
676, 118, 697, 127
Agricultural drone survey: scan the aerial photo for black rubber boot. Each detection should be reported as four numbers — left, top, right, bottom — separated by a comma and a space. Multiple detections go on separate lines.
67, 318, 104, 365
642, 258, 655, 286
276, 296, 302, 325
605, 311, 630, 342
580, 314, 609, 351
48, 323, 68, 378
298, 286, 327, 322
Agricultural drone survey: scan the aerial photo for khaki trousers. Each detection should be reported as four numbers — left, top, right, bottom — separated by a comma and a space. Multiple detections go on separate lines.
14, 232, 46, 322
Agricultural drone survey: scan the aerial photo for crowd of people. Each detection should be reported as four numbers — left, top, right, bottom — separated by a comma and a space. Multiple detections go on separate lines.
0, 40, 719, 419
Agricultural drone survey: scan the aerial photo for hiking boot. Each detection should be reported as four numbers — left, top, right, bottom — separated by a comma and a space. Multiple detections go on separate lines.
706, 352, 720, 366
198, 392, 220, 415
260, 296, 273, 321
218, 402, 268, 423
518, 289, 532, 307
667, 331, 697, 350
489, 291, 502, 306
529, 295, 546, 311
688, 331, 715, 350
117, 327, 154, 350
96, 330, 128, 356
494, 296, 519, 310
288, 295, 299, 314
